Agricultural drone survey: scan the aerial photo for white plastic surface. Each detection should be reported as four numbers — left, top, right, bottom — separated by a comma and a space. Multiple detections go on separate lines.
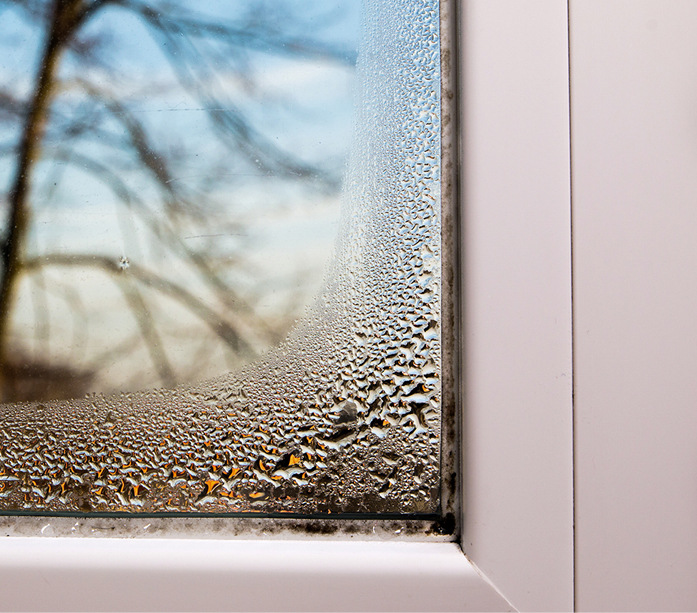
571, 1, 697, 610
0, 539, 511, 612
459, 1, 574, 611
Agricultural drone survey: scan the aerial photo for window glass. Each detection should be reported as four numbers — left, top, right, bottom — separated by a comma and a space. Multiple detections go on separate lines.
0, 0, 447, 525
0, 0, 358, 398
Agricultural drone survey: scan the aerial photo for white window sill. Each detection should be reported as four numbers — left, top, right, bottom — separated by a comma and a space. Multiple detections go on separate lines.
0, 538, 511, 611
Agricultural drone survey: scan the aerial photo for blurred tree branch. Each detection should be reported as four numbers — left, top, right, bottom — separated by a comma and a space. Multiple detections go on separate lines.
22, 253, 256, 353
0, 0, 353, 400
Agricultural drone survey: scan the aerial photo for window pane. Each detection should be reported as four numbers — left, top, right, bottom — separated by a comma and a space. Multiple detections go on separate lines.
0, 0, 446, 522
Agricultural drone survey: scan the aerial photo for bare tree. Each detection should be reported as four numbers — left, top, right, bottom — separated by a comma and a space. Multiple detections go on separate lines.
0, 0, 355, 401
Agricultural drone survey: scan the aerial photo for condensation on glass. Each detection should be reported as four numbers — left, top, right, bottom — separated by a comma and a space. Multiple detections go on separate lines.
0, 0, 444, 519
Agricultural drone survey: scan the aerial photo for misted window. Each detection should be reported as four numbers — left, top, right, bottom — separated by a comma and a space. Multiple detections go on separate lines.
0, 0, 449, 526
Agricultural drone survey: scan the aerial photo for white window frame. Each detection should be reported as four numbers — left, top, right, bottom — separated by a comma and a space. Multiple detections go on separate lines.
0, 2, 574, 611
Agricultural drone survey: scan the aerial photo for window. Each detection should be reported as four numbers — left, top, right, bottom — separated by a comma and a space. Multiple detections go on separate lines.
1, 0, 455, 534
0, 1, 574, 610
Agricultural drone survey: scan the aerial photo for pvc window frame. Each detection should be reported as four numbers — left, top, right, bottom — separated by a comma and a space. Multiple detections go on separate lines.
0, 1, 574, 611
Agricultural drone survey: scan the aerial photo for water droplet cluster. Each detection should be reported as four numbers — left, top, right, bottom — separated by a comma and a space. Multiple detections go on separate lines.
0, 0, 442, 515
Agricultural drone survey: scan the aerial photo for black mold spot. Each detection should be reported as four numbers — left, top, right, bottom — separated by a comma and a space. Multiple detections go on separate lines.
303, 521, 339, 535
429, 512, 455, 536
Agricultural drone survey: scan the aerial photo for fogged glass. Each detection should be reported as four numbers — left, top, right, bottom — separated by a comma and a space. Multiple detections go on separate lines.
0, 0, 442, 516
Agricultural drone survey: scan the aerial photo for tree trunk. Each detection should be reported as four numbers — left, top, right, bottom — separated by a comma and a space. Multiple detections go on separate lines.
0, 0, 83, 399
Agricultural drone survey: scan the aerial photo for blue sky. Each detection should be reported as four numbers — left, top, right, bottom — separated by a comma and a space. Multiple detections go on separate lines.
0, 0, 360, 258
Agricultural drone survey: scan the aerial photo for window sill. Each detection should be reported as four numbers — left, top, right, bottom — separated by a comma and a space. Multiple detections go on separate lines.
0, 538, 511, 611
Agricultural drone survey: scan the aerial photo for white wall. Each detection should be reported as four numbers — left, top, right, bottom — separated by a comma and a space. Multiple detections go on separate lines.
571, 1, 697, 610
